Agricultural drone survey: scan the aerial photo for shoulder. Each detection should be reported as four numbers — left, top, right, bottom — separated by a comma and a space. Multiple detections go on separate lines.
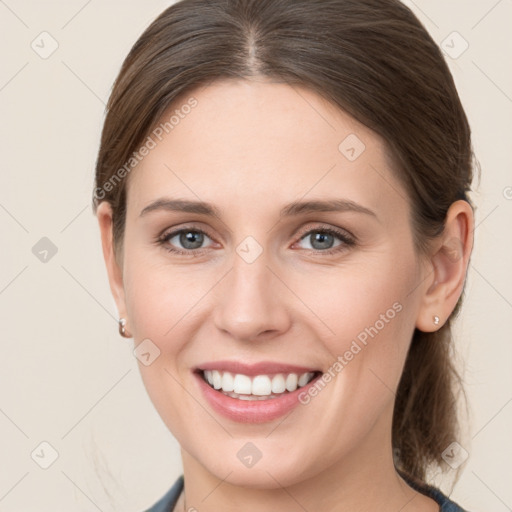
399, 471, 471, 512
143, 475, 184, 512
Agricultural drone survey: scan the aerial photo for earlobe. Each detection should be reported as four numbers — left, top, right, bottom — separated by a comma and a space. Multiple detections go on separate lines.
96, 202, 129, 332
415, 200, 474, 332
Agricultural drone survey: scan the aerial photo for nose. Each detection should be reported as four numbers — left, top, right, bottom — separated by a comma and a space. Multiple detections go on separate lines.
212, 252, 292, 342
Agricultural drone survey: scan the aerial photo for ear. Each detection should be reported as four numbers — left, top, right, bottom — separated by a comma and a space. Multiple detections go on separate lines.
415, 200, 474, 332
96, 201, 130, 335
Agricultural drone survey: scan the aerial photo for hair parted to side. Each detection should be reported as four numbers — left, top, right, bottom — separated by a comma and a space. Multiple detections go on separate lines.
93, 0, 477, 485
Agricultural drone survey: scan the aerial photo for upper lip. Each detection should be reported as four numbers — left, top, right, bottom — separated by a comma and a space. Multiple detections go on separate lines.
195, 360, 321, 377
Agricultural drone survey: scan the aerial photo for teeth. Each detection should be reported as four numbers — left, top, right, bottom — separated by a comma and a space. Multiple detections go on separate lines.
221, 371, 234, 392
233, 373, 252, 394
212, 370, 222, 390
298, 372, 311, 387
222, 390, 282, 400
202, 370, 316, 397
205, 370, 214, 386
285, 373, 298, 391
271, 374, 286, 394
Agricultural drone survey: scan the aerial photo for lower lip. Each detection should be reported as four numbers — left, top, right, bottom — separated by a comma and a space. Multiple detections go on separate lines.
193, 371, 321, 423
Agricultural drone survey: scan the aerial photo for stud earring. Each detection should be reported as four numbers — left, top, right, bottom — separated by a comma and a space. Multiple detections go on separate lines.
118, 318, 131, 338
433, 315, 440, 326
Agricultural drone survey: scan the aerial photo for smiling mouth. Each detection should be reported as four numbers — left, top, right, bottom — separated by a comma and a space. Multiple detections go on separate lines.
196, 369, 322, 400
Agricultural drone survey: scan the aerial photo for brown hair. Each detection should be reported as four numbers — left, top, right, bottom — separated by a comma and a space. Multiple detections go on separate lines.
93, 0, 477, 485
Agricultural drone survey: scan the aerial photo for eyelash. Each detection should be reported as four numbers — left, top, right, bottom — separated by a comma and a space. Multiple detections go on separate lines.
155, 224, 356, 257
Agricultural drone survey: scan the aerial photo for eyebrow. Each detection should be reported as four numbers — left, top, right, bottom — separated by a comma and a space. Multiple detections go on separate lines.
140, 197, 377, 220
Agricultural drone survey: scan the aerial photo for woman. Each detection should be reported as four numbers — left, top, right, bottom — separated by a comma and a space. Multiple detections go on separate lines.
93, 0, 476, 510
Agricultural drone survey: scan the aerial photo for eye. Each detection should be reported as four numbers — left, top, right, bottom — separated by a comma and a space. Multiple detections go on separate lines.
157, 227, 215, 256
293, 226, 356, 255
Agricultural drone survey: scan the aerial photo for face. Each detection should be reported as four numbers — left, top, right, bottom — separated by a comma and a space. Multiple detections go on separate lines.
104, 78, 432, 487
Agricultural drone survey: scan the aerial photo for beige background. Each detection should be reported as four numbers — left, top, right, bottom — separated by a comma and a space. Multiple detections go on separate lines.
0, 0, 511, 510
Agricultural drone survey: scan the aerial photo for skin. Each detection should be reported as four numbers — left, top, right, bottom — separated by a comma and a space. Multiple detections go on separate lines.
97, 77, 474, 512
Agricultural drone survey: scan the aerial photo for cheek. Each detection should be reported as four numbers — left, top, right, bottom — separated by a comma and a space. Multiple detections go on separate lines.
292, 252, 419, 389
286, 257, 419, 449
121, 252, 198, 431
122, 247, 202, 341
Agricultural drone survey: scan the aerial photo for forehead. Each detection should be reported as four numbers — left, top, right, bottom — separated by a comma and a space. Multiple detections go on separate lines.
127, 78, 409, 221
